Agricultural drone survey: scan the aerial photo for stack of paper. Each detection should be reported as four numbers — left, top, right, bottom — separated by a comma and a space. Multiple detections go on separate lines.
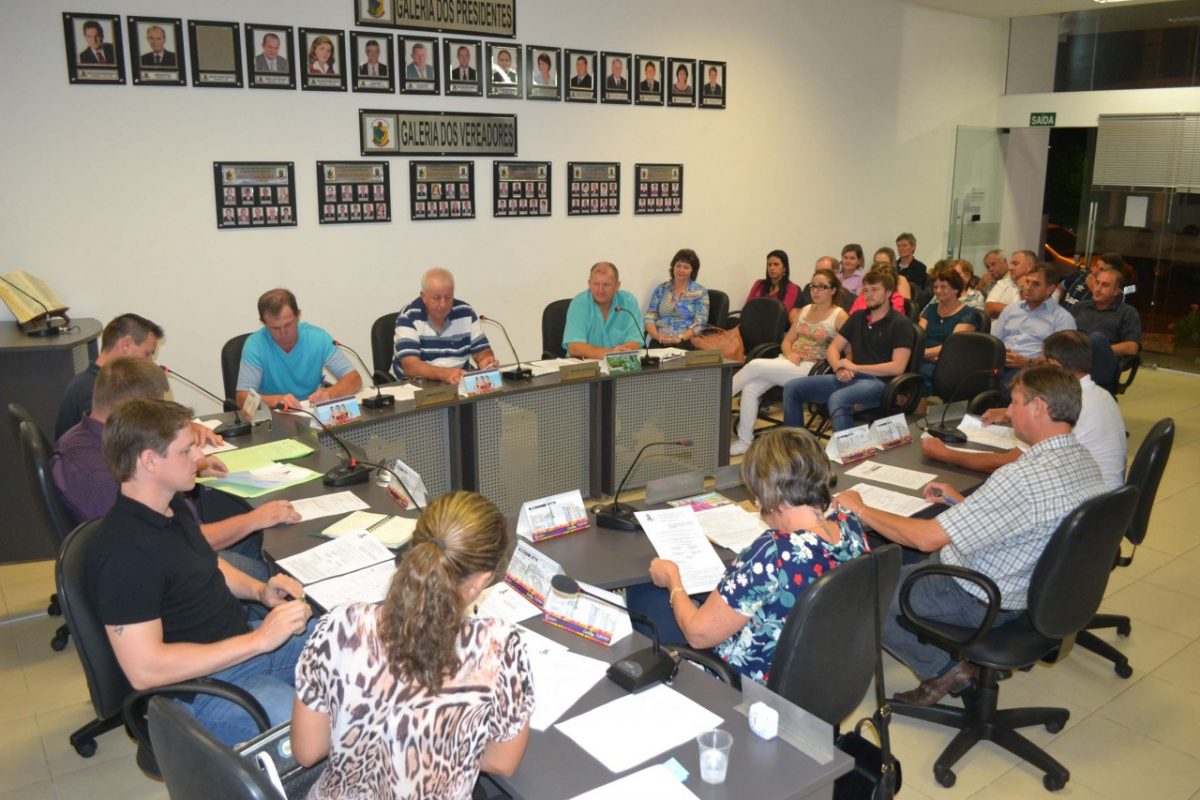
957, 415, 1028, 452
276, 530, 396, 609
528, 358, 583, 377
635, 507, 726, 595
694, 504, 764, 553
321, 510, 417, 548
840, 483, 932, 517
203, 463, 323, 499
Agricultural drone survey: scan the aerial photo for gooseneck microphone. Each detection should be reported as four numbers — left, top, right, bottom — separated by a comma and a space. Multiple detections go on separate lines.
273, 403, 372, 487
596, 439, 693, 531
550, 574, 677, 693
333, 339, 394, 410
926, 367, 1001, 444
161, 366, 251, 438
0, 275, 69, 337
479, 315, 532, 380
613, 306, 660, 367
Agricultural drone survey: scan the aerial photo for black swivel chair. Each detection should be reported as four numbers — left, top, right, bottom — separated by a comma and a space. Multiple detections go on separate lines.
57, 519, 270, 768
220, 333, 253, 411
369, 311, 401, 385
891, 486, 1139, 790
707, 289, 730, 331
541, 298, 572, 358
972, 307, 992, 335
1074, 417, 1175, 677
927, 332, 1005, 413
735, 297, 789, 361
9, 403, 73, 651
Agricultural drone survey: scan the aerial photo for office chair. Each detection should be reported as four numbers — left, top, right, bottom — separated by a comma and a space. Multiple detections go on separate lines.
540, 298, 572, 358
902, 298, 922, 325
707, 289, 730, 331
1113, 353, 1141, 397
9, 403, 73, 651
891, 486, 1139, 790
926, 332, 1005, 412
369, 311, 401, 384
972, 307, 991, 335
1074, 417, 1174, 677
220, 333, 253, 411
57, 519, 269, 770
733, 297, 788, 360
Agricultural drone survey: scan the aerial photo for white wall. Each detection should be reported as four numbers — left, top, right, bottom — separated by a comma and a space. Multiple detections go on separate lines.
0, 0, 1008, 405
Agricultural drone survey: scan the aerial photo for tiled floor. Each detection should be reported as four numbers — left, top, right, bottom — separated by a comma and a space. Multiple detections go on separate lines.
1, 367, 1196, 799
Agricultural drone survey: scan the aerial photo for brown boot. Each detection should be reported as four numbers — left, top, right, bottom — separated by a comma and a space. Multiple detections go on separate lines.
892, 661, 978, 706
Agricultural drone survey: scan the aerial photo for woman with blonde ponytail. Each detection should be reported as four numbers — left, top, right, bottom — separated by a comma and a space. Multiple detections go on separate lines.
291, 492, 534, 799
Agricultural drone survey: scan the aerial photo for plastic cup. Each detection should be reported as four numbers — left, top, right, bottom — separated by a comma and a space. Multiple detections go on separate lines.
697, 729, 733, 784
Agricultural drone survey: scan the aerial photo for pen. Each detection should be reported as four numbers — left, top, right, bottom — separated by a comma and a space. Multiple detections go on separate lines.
930, 488, 957, 506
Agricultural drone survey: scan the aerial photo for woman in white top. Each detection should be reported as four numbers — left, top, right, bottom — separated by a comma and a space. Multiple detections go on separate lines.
730, 267, 848, 455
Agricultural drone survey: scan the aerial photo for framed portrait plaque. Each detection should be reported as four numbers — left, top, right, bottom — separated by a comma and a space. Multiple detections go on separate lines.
567, 162, 620, 217
410, 161, 475, 222
635, 163, 683, 215
128, 16, 184, 86
698, 60, 726, 110
485, 42, 522, 99
299, 28, 348, 91
667, 57, 696, 108
563, 49, 597, 103
244, 24, 296, 90
526, 46, 560, 101
398, 35, 438, 95
214, 161, 297, 229
444, 39, 483, 97
493, 161, 550, 218
599, 52, 631, 105
351, 31, 396, 93
317, 161, 390, 225
634, 54, 664, 107
64, 13, 126, 85
189, 20, 243, 88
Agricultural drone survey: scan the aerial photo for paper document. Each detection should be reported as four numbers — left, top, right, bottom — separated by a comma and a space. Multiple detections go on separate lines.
557, 684, 724, 773
528, 648, 611, 731
646, 347, 688, 361
277, 530, 395, 586
957, 415, 1028, 452
304, 560, 396, 609
569, 765, 700, 800
636, 507, 726, 595
322, 510, 386, 537
516, 625, 571, 658
528, 357, 583, 377
210, 439, 314, 473
202, 440, 238, 455
473, 583, 541, 625
842, 483, 933, 517
200, 464, 323, 499
695, 504, 764, 553
844, 461, 937, 491
290, 491, 370, 521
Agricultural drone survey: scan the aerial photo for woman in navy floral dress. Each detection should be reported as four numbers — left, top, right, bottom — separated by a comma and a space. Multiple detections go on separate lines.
647, 427, 868, 685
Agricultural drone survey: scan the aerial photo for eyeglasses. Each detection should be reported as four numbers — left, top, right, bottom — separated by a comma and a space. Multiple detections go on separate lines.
811, 284, 833, 291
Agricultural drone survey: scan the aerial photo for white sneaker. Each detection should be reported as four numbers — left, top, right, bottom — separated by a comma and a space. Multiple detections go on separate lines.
730, 439, 751, 457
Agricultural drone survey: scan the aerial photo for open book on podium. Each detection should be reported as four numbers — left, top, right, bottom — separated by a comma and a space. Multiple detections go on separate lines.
0, 270, 70, 334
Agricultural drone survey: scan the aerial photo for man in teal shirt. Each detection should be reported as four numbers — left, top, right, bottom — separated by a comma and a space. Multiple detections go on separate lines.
563, 262, 643, 358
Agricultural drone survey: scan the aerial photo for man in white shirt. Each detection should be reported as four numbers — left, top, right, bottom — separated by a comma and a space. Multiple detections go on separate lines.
921, 329, 1126, 489
983, 249, 1018, 319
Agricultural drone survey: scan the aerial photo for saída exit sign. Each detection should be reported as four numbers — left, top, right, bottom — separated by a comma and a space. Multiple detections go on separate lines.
1030, 113, 1057, 127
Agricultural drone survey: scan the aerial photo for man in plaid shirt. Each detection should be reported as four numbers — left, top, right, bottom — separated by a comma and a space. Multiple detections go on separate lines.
836, 365, 1108, 706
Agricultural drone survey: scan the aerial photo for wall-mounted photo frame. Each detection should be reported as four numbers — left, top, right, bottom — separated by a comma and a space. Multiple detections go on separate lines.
494, 161, 550, 218
444, 39, 482, 96
245, 24, 295, 90
299, 27, 347, 91
318, 161, 390, 225
128, 16, 184, 86
525, 45, 560, 101
214, 161, 296, 229
667, 57, 696, 108
634, 163, 683, 215
567, 162, 620, 217
600, 52, 631, 105
350, 31, 395, 93
634, 54, 664, 107
398, 35, 438, 94
189, 20, 242, 88
698, 60, 726, 110
564, 49, 597, 104
485, 42, 521, 99
410, 161, 475, 222
64, 13, 126, 85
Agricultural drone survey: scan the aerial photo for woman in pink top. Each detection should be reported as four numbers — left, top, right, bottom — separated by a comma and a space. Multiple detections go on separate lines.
849, 264, 908, 315
745, 249, 801, 318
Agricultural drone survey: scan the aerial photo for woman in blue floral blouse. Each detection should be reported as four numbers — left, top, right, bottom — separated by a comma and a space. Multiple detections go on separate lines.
647, 427, 869, 685
643, 248, 710, 348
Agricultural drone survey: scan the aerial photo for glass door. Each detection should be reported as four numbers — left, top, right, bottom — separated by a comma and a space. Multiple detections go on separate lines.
946, 127, 1007, 269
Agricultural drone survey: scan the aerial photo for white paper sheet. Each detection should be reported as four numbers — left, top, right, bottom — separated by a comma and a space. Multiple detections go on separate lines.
841, 483, 933, 517
636, 507, 727, 595
473, 583, 542, 625
528, 648, 611, 731
957, 414, 1028, 452
304, 560, 396, 609
844, 461, 937, 491
515, 625, 571, 658
202, 440, 238, 455
368, 516, 417, 548
277, 530, 395, 586
694, 504, 764, 554
528, 358, 584, 377
568, 765, 700, 800
290, 491, 370, 522
646, 347, 688, 361
556, 684, 723, 773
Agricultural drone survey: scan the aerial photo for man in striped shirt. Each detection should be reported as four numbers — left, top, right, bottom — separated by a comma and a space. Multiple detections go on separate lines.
393, 268, 498, 384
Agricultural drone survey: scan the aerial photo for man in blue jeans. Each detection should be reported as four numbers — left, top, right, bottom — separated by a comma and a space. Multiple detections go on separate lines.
85, 398, 314, 745
782, 269, 913, 431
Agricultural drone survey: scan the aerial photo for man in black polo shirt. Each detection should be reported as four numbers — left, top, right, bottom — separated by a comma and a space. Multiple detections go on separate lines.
86, 398, 313, 746
1069, 264, 1141, 392
782, 269, 914, 431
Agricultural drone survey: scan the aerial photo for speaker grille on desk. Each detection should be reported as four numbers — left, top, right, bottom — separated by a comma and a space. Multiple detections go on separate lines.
612, 369, 720, 490
319, 407, 453, 498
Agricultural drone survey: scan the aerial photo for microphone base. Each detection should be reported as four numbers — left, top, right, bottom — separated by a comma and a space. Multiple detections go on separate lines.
362, 393, 395, 410
596, 504, 640, 531
606, 647, 678, 693
640, 355, 661, 368
927, 425, 968, 445
502, 367, 533, 381
214, 419, 252, 438
323, 463, 372, 487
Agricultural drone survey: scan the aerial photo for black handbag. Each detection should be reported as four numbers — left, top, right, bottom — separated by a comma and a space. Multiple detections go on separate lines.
833, 552, 901, 800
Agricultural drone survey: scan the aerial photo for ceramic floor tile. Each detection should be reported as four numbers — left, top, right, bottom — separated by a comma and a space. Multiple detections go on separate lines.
1098, 675, 1200, 760
1154, 474, 1200, 502
1143, 557, 1200, 600
0, 716, 50, 792
888, 712, 1029, 799
22, 650, 91, 714
0, 664, 35, 724
1109, 544, 1172, 582
0, 781, 56, 800
52, 753, 168, 800
968, 762, 1109, 799
12, 614, 75, 667
1154, 640, 1200, 695
1141, 522, 1199, 558
35, 701, 138, 778
1099, 581, 1200, 639
1044, 714, 1200, 799
0, 622, 21, 669
2, 578, 56, 619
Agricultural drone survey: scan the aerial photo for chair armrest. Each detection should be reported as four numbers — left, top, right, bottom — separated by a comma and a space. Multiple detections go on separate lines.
123, 678, 272, 753
725, 309, 742, 325
898, 565, 1003, 652
880, 372, 923, 416
809, 359, 833, 377
745, 342, 782, 362
1115, 353, 1140, 395
665, 645, 742, 690
966, 389, 1005, 417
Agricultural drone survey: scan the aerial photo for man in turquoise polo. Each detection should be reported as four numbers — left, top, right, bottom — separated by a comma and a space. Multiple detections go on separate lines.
562, 262, 643, 359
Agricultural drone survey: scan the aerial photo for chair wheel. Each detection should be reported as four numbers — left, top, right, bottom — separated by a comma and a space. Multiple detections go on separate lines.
48, 601, 61, 616
1045, 720, 1064, 733
50, 632, 69, 652
73, 739, 97, 758
1114, 662, 1133, 678
1043, 772, 1067, 791
935, 766, 956, 787
1116, 621, 1132, 637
